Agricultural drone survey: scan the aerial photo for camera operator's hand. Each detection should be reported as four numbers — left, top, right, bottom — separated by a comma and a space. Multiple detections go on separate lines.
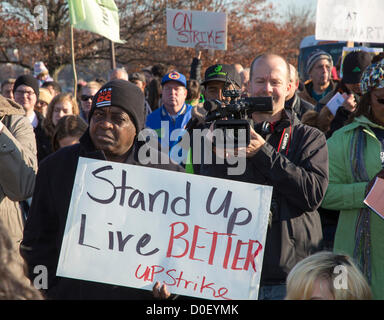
245, 126, 266, 158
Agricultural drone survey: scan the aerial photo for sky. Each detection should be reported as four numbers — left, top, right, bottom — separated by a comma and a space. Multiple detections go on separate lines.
266, 0, 317, 22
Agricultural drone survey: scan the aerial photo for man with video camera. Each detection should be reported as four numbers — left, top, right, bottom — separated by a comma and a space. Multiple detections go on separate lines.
199, 54, 329, 300
183, 63, 243, 173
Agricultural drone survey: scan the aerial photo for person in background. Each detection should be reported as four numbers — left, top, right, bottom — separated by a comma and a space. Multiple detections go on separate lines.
0, 219, 43, 299
185, 79, 201, 106
285, 251, 372, 300
285, 64, 314, 120
0, 93, 37, 288
51, 115, 87, 152
301, 52, 372, 251
299, 49, 337, 106
141, 67, 153, 86
129, 72, 152, 117
232, 63, 244, 75
303, 51, 372, 137
41, 81, 62, 98
108, 67, 129, 81
35, 87, 53, 118
13, 75, 51, 163
1, 78, 15, 100
79, 81, 102, 122
145, 71, 193, 162
239, 68, 250, 97
189, 44, 203, 83
320, 53, 384, 299
147, 63, 169, 111
33, 61, 53, 86
43, 92, 80, 144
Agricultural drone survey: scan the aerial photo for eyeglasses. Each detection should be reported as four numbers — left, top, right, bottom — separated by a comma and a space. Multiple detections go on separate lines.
15, 90, 35, 97
81, 95, 94, 101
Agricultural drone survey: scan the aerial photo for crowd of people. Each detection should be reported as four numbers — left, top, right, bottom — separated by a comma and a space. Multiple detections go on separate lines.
0, 46, 383, 301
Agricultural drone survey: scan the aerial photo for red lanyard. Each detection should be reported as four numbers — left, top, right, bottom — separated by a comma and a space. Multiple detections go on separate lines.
277, 125, 292, 155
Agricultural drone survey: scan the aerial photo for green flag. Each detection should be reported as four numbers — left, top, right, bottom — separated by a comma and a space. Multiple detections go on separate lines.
68, 0, 125, 43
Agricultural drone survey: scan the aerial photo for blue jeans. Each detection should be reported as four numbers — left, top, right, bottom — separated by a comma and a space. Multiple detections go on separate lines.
258, 284, 286, 300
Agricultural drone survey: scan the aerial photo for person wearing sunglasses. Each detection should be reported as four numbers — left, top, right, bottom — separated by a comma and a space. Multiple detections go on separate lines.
321, 53, 384, 299
79, 81, 101, 122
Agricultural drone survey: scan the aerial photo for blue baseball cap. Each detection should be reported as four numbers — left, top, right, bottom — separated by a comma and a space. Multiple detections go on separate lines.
161, 71, 187, 87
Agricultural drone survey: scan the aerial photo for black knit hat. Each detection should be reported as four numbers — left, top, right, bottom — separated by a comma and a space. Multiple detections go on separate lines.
342, 51, 372, 84
201, 64, 241, 88
88, 79, 145, 132
13, 74, 39, 99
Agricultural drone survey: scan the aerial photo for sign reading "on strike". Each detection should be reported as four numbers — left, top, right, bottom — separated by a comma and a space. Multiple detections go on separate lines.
56, 157, 272, 300
166, 9, 227, 50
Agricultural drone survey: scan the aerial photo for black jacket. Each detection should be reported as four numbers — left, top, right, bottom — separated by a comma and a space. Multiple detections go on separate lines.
285, 92, 314, 120
33, 111, 52, 164
198, 110, 329, 285
20, 130, 184, 299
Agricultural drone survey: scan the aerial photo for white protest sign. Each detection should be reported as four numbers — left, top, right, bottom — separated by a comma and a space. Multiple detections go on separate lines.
56, 157, 272, 300
166, 9, 227, 50
315, 0, 384, 43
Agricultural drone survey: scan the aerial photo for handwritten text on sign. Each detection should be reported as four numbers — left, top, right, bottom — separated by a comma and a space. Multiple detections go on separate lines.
56, 157, 272, 300
316, 0, 384, 43
166, 9, 227, 50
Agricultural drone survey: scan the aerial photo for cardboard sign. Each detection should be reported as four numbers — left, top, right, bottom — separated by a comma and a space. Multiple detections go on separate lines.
56, 157, 272, 300
166, 9, 227, 50
316, 0, 384, 43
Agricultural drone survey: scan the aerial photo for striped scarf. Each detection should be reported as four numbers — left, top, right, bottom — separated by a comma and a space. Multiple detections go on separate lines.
350, 127, 372, 283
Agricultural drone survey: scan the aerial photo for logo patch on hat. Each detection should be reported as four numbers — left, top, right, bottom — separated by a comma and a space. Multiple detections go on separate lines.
169, 72, 181, 80
96, 88, 112, 108
352, 66, 361, 73
214, 65, 223, 73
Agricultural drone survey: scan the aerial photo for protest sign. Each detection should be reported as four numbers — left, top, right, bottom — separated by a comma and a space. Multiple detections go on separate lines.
315, 0, 384, 43
166, 9, 227, 50
56, 157, 272, 300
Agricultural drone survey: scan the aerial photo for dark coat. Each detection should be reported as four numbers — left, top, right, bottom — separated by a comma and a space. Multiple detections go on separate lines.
20, 130, 184, 299
285, 92, 315, 120
198, 110, 329, 285
33, 111, 53, 164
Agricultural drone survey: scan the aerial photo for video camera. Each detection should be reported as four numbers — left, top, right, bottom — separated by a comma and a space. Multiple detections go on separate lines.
204, 80, 273, 148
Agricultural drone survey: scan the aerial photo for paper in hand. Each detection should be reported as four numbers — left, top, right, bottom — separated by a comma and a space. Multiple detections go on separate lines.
326, 92, 345, 116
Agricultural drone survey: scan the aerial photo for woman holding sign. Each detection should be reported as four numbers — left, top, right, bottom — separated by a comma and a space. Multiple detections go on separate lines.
321, 53, 384, 299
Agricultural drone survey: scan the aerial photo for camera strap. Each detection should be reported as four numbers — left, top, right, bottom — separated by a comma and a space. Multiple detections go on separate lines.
277, 124, 292, 155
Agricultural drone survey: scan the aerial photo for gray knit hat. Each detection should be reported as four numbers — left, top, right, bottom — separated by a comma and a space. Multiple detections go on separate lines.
306, 49, 333, 74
